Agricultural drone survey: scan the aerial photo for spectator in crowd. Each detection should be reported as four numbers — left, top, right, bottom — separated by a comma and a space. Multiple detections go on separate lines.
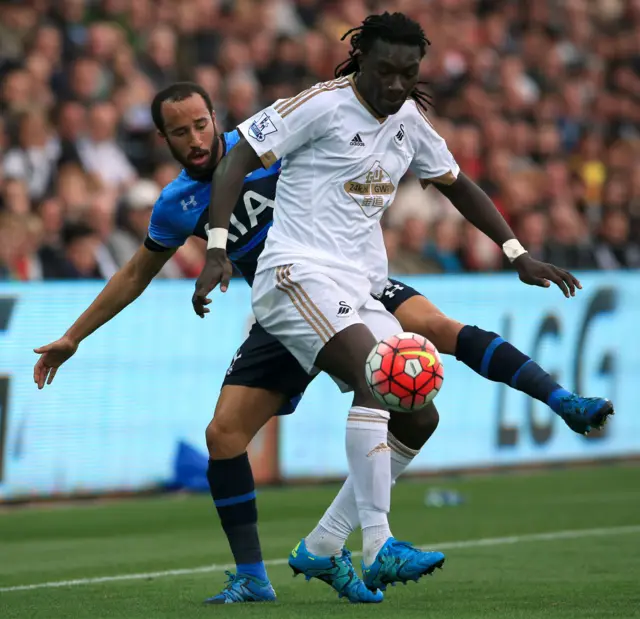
3, 108, 59, 200
515, 209, 548, 264
52, 98, 86, 167
0, 0, 638, 281
41, 221, 103, 280
77, 100, 136, 189
391, 216, 441, 274
223, 72, 260, 130
81, 189, 120, 278
545, 203, 597, 270
108, 179, 182, 278
424, 218, 464, 273
0, 211, 28, 280
140, 25, 178, 89
64, 55, 106, 103
0, 68, 33, 117
594, 208, 640, 270
1, 177, 31, 215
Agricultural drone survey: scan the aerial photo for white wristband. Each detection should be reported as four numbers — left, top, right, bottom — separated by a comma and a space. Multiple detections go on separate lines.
502, 239, 527, 262
207, 227, 228, 250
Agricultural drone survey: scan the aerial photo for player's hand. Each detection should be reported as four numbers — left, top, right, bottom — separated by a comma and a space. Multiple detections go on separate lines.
514, 253, 582, 298
192, 249, 233, 317
33, 335, 79, 389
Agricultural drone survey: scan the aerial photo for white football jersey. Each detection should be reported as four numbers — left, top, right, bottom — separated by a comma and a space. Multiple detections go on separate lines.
237, 75, 460, 284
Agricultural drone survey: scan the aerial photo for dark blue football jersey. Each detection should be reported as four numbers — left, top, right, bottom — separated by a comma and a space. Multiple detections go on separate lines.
144, 129, 280, 285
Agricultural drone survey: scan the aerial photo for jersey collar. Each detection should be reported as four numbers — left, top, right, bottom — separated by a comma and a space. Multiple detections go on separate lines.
347, 74, 387, 124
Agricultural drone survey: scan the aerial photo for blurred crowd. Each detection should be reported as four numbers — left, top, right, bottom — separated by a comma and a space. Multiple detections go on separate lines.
0, 0, 639, 281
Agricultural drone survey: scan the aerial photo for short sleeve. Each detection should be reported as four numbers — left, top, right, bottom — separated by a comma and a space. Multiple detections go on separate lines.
237, 85, 335, 169
408, 104, 460, 187
146, 194, 189, 250
223, 129, 241, 153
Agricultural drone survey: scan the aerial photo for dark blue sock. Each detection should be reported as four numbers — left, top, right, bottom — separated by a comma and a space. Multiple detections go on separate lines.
455, 325, 571, 413
207, 453, 268, 582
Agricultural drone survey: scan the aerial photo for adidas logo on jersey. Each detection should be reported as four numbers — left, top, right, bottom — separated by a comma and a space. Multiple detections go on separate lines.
350, 133, 365, 147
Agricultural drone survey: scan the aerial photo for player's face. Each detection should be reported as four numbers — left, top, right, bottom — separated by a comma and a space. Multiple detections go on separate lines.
358, 40, 422, 117
160, 94, 218, 175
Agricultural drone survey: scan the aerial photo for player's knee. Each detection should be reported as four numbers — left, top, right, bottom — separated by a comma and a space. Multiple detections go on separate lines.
205, 415, 249, 460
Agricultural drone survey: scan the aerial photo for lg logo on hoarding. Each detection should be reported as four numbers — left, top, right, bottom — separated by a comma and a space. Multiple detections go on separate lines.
496, 288, 616, 447
0, 297, 16, 483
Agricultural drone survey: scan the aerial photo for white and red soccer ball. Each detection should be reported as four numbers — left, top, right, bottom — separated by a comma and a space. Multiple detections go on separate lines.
365, 332, 444, 412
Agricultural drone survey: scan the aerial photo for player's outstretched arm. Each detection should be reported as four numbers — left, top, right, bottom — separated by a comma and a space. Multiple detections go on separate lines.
193, 137, 261, 316
435, 173, 581, 298
33, 246, 174, 389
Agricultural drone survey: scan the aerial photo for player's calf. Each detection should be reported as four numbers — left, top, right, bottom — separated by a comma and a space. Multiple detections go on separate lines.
204, 386, 286, 598
395, 295, 614, 435
393, 294, 462, 354
305, 428, 431, 560
455, 325, 614, 433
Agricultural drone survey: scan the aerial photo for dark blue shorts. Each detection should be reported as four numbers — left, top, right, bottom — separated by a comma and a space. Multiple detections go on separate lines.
371, 278, 423, 315
221, 278, 422, 415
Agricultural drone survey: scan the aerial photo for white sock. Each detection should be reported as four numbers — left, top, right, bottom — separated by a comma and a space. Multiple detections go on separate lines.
305, 430, 419, 564
346, 406, 392, 564
387, 432, 420, 481
305, 479, 355, 556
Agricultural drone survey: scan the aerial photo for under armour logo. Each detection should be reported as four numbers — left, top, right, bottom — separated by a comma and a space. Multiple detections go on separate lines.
337, 301, 353, 316
384, 283, 405, 299
181, 195, 197, 211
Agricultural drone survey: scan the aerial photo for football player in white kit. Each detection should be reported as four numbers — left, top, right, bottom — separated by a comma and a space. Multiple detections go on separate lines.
195, 12, 585, 603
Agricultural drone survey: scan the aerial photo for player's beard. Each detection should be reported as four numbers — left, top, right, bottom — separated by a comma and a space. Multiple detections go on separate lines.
169, 127, 221, 181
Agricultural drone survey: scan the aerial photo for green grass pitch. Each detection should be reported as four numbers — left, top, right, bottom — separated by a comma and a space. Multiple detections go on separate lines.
2, 464, 640, 619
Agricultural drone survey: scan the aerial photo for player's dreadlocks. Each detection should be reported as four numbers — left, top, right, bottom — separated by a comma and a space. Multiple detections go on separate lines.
334, 12, 432, 112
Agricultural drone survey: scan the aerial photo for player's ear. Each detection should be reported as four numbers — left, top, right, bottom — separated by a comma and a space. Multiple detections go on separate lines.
157, 129, 166, 140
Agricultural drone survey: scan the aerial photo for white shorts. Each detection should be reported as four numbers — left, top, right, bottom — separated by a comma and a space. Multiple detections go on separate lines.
252, 263, 403, 381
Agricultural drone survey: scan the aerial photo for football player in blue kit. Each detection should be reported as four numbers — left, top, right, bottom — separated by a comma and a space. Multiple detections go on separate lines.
34, 82, 613, 604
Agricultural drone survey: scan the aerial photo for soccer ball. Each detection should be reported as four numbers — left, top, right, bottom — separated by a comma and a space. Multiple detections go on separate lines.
365, 332, 444, 412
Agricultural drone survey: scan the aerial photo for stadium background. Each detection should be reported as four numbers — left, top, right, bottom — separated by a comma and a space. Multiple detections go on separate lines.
1, 0, 640, 495
1, 2, 639, 617
1, 0, 639, 501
